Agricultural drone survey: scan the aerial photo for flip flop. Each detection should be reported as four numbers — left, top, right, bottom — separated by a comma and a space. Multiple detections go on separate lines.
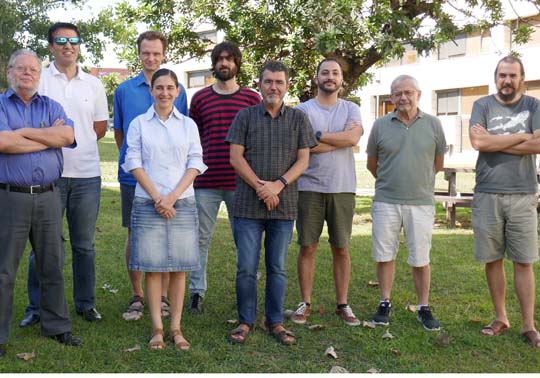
521, 330, 540, 348
480, 320, 509, 336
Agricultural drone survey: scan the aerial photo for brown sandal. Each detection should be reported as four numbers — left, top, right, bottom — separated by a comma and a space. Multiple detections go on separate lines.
228, 324, 253, 344
148, 328, 165, 350
170, 329, 190, 351
480, 320, 509, 336
267, 323, 296, 345
521, 330, 540, 348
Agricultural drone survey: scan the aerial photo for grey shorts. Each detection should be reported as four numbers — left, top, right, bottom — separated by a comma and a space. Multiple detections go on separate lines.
120, 184, 135, 228
472, 192, 539, 263
371, 201, 435, 267
296, 191, 355, 248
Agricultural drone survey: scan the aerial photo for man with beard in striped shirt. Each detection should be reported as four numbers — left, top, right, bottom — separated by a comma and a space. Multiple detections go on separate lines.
188, 42, 260, 313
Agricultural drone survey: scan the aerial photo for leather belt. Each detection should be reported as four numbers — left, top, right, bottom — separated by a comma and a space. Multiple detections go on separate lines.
0, 182, 55, 194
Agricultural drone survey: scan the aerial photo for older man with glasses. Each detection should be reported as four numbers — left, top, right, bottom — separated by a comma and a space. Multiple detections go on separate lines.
0, 49, 81, 357
366, 75, 446, 331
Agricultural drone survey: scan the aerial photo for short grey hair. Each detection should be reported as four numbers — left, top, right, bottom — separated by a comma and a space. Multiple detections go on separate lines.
8, 49, 42, 70
390, 75, 420, 93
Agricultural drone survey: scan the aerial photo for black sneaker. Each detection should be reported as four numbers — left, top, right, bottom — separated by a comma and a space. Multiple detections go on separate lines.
372, 301, 391, 326
417, 306, 440, 331
189, 293, 204, 314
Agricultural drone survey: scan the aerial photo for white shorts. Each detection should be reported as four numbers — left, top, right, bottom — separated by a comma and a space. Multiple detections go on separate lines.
371, 201, 435, 267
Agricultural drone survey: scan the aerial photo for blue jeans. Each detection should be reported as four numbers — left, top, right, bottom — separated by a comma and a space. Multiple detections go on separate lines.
190, 189, 234, 297
26, 177, 101, 314
233, 217, 293, 326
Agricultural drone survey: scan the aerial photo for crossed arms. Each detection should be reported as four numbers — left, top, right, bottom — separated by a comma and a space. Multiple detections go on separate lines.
311, 120, 363, 154
0, 119, 74, 154
230, 144, 310, 211
469, 124, 540, 155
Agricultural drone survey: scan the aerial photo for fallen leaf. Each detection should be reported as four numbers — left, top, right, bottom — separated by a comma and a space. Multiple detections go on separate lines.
284, 309, 295, 319
16, 352, 35, 361
100, 283, 118, 294
382, 329, 394, 339
468, 319, 482, 324
368, 280, 379, 287
123, 345, 141, 352
390, 349, 401, 356
307, 324, 325, 330
435, 333, 450, 347
256, 271, 262, 280
405, 303, 417, 312
96, 227, 102, 233
318, 306, 326, 316
225, 319, 237, 324
122, 312, 142, 321
362, 320, 376, 329
330, 366, 349, 373
367, 367, 381, 374
325, 346, 338, 359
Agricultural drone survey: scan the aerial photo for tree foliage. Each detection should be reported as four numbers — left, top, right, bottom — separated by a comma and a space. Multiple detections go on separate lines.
103, 0, 539, 101
0, 0, 110, 89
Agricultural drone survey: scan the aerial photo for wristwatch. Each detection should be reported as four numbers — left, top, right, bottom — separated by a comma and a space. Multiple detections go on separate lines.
315, 131, 322, 141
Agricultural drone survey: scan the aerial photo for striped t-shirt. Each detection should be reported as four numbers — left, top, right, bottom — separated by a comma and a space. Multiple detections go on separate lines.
190, 86, 260, 190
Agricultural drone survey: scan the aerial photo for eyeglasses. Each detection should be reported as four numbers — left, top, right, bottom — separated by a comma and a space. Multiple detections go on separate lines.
53, 37, 81, 46
392, 90, 416, 98
11, 66, 40, 76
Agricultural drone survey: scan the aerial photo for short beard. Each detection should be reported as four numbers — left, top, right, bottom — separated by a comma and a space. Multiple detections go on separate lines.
214, 67, 237, 82
498, 87, 517, 102
317, 82, 340, 95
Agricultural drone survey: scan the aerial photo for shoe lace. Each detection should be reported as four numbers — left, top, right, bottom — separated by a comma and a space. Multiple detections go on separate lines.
377, 302, 390, 315
295, 302, 308, 315
342, 305, 356, 318
419, 306, 434, 321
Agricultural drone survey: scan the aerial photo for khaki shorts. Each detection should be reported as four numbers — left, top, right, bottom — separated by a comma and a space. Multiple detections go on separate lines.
296, 192, 355, 248
371, 201, 435, 267
472, 192, 539, 263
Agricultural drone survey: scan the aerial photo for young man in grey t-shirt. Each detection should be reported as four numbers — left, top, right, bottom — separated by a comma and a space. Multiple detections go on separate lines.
291, 58, 364, 327
469, 56, 540, 347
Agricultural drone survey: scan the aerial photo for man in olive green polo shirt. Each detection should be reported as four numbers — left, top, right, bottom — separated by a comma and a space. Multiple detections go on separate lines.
366, 74, 446, 331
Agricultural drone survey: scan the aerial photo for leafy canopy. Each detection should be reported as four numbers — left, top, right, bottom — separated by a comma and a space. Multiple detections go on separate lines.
102, 0, 537, 101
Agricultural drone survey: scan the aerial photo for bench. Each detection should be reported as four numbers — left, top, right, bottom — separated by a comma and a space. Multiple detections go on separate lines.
434, 192, 473, 227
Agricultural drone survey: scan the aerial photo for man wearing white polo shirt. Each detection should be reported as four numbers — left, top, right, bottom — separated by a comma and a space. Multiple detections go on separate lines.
20, 22, 108, 327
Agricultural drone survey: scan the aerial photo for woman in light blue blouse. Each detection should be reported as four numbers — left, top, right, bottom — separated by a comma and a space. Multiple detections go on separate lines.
123, 69, 207, 351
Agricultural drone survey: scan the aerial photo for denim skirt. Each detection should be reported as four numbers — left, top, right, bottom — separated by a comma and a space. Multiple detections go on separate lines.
129, 196, 201, 272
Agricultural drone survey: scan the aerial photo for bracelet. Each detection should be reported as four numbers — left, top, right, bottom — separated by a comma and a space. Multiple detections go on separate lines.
278, 176, 288, 188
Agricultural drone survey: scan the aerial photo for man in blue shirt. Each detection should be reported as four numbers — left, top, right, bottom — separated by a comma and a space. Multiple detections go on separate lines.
114, 30, 188, 320
0, 49, 80, 357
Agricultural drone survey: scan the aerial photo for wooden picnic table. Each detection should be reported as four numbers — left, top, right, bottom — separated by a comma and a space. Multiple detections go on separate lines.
434, 167, 475, 227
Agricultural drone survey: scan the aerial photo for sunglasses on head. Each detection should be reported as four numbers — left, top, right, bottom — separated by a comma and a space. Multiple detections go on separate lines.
54, 37, 81, 46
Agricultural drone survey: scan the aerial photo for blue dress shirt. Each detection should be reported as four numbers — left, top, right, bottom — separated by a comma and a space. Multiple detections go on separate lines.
0, 89, 74, 186
113, 71, 188, 186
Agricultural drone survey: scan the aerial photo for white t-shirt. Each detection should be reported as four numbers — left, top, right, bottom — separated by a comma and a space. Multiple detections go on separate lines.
39, 63, 109, 178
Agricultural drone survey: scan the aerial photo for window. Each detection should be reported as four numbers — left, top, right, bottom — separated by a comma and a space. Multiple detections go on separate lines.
197, 30, 218, 44
187, 70, 213, 88
438, 34, 466, 59
437, 90, 459, 116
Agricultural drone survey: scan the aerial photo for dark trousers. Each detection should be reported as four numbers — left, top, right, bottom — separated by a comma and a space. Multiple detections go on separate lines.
0, 187, 71, 344
25, 177, 101, 314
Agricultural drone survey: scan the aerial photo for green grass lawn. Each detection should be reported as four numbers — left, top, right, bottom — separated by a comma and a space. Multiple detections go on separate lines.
1, 137, 539, 373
